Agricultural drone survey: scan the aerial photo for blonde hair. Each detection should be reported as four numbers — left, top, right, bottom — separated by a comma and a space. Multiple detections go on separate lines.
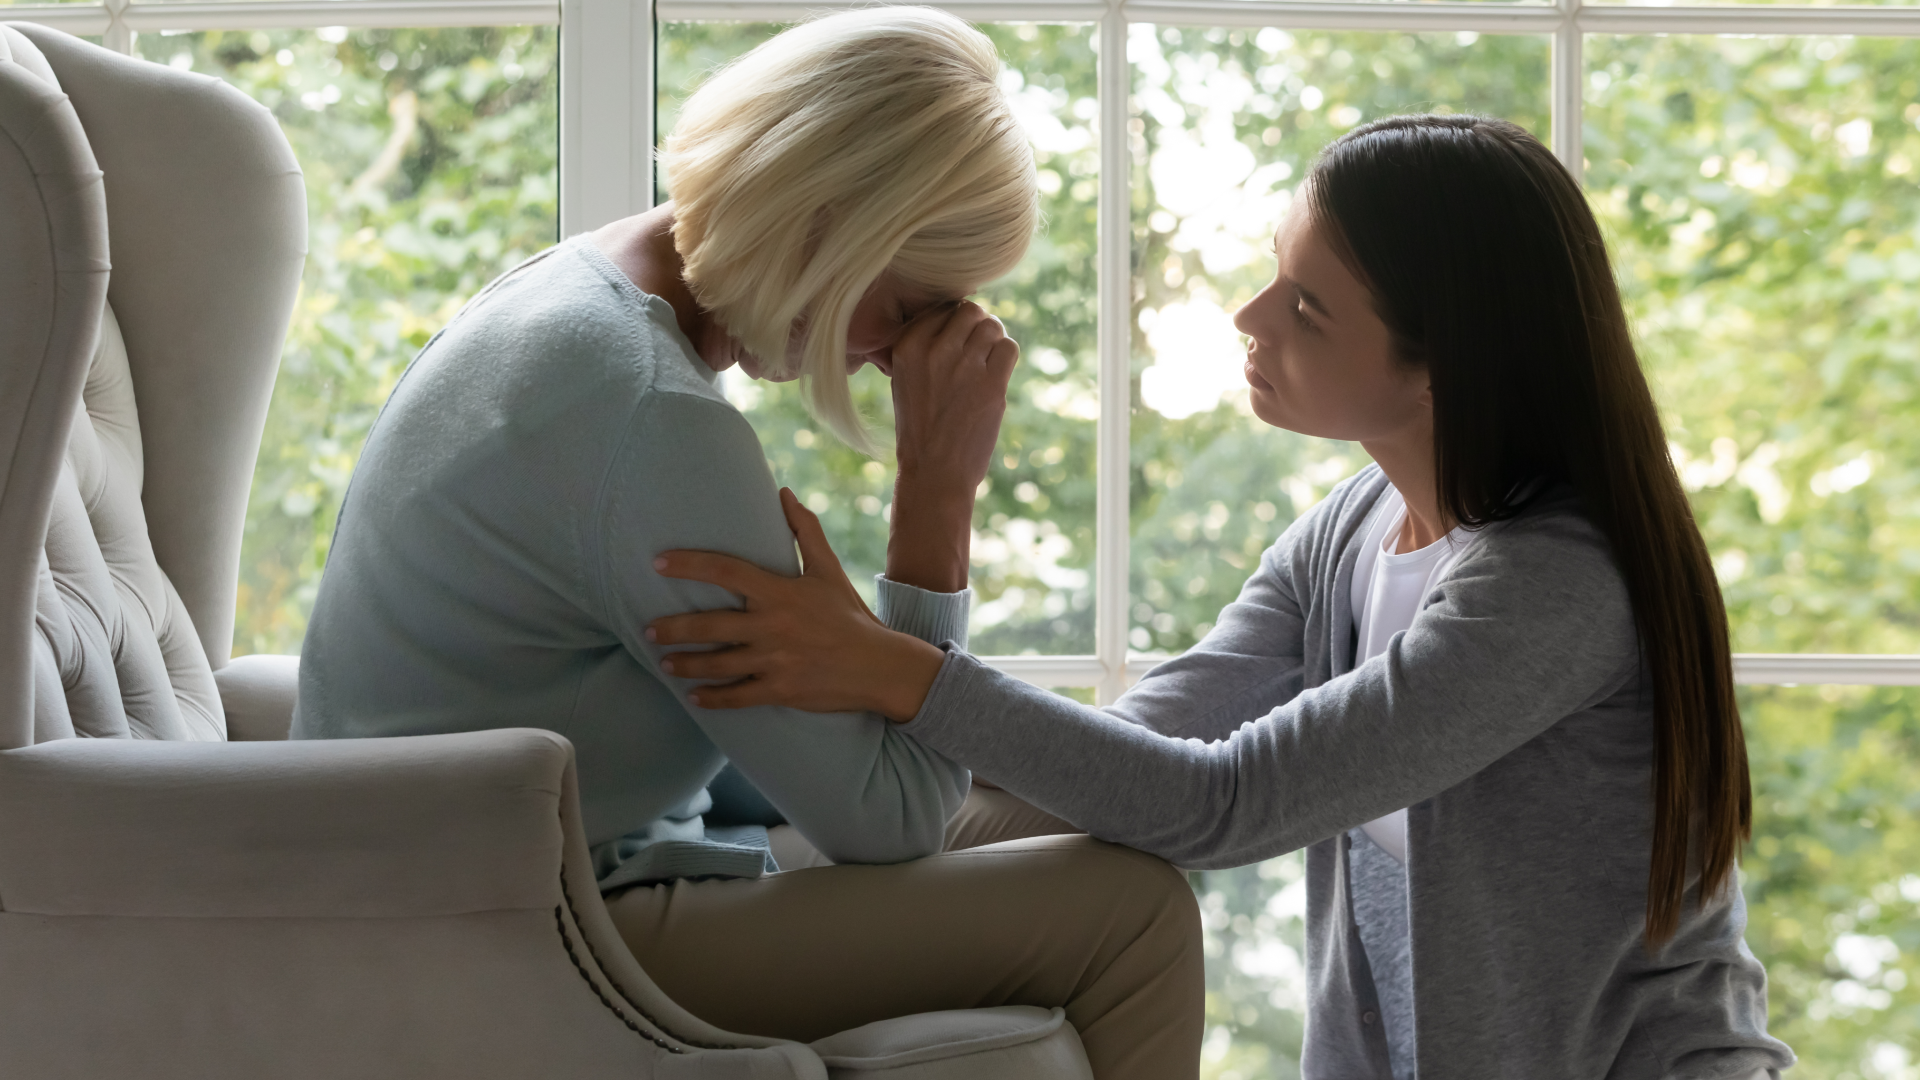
661, 6, 1039, 452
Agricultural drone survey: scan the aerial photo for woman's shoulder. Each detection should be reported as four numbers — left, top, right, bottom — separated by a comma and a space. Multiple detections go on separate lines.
412, 238, 731, 411
1458, 486, 1634, 625
1473, 486, 1614, 570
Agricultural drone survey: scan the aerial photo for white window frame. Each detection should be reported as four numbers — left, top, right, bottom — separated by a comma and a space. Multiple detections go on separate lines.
11, 0, 1920, 698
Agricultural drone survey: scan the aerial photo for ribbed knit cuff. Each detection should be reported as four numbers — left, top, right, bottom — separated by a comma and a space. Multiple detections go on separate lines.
874, 576, 971, 652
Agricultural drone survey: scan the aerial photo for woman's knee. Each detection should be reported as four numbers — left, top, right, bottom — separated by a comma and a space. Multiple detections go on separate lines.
944, 785, 1079, 851
1098, 843, 1204, 962
959, 835, 1202, 956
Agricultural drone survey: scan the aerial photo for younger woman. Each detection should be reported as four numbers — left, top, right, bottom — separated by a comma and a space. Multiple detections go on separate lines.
650, 115, 1797, 1078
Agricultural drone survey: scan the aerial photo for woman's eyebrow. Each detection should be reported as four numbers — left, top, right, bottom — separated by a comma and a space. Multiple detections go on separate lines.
1287, 278, 1335, 321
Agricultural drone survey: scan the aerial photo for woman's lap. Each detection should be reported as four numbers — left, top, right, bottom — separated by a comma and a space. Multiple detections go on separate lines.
605, 827, 1202, 1080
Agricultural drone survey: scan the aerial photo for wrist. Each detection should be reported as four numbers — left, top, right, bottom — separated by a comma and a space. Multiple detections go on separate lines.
886, 481, 975, 594
894, 464, 981, 504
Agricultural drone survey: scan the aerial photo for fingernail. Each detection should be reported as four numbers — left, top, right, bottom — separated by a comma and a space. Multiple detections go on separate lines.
687, 691, 702, 706
660, 658, 675, 674
653, 557, 668, 571
644, 627, 657, 642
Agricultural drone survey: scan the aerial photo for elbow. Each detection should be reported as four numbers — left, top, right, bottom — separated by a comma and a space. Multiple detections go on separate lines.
792, 782, 961, 866
791, 740, 968, 865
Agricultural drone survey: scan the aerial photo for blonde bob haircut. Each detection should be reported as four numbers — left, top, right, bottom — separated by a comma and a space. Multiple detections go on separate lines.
662, 6, 1039, 452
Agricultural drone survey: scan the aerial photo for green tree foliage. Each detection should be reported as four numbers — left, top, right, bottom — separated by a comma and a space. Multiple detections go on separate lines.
1589, 36, 1920, 1076
193, 17, 1914, 1076
1590, 36, 1920, 658
136, 26, 558, 657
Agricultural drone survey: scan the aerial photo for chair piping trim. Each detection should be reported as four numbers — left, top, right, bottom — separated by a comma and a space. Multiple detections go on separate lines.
552, 893, 684, 1055
556, 871, 744, 1053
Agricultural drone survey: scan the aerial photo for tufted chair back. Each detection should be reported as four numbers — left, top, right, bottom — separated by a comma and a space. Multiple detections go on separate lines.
0, 24, 306, 749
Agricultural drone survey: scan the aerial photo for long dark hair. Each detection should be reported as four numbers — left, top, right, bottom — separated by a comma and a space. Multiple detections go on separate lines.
1307, 115, 1749, 947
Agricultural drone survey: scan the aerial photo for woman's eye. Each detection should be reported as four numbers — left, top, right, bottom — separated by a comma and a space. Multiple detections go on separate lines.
1291, 301, 1318, 332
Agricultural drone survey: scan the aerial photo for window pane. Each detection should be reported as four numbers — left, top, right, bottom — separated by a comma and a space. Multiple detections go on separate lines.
658, 21, 1099, 655
1130, 26, 1549, 656
135, 28, 559, 655
1740, 685, 1920, 1073
1189, 851, 1309, 1080
1587, 35, 1920, 654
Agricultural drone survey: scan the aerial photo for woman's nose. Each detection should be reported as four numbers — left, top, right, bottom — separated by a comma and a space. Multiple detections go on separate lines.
1232, 285, 1278, 338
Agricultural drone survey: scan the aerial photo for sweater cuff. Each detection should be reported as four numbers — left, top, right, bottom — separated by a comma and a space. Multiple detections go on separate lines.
874, 576, 971, 651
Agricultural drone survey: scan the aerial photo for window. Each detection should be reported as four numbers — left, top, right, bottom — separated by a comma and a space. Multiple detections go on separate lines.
12, 0, 1916, 1070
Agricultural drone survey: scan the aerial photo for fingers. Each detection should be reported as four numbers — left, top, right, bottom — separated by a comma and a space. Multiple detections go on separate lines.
686, 678, 785, 711
986, 336, 1020, 385
943, 304, 1004, 365
646, 610, 754, 647
779, 489, 879, 620
964, 321, 1017, 387
657, 645, 762, 681
653, 550, 777, 597
900, 301, 1000, 369
895, 298, 970, 357
779, 488, 843, 580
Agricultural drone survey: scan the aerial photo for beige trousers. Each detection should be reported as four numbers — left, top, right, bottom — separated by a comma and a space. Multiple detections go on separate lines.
606, 787, 1202, 1080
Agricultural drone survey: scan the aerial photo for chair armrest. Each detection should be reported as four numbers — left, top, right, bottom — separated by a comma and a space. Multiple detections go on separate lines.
0, 728, 571, 918
213, 652, 299, 741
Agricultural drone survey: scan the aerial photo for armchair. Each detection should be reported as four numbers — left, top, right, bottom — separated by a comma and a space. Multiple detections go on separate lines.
0, 24, 1092, 1079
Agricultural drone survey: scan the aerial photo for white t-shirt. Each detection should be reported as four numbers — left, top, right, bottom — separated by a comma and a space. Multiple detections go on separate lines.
1348, 486, 1481, 863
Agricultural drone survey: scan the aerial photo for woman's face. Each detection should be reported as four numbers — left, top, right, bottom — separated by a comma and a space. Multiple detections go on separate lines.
844, 271, 965, 376
1233, 201, 1429, 443
738, 271, 964, 382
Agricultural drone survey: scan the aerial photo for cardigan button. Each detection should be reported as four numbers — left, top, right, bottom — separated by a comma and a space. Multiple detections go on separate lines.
1362, 1010, 1378, 1025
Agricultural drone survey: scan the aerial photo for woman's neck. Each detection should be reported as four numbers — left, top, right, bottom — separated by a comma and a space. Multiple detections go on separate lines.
1362, 420, 1448, 553
589, 204, 740, 373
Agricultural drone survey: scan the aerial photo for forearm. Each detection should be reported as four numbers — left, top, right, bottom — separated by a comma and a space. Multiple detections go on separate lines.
900, 651, 1261, 866
724, 715, 968, 864
885, 471, 973, 593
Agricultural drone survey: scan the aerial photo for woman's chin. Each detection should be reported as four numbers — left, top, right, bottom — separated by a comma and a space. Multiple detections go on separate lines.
1247, 393, 1288, 431
1247, 387, 1318, 437
737, 354, 799, 383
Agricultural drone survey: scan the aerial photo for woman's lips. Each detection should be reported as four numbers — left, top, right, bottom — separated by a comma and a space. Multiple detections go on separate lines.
1244, 358, 1274, 393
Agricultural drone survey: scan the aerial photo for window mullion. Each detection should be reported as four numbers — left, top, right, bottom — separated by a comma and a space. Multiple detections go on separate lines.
105, 0, 132, 52
1096, 1, 1131, 705
1552, 0, 1582, 183
559, 0, 651, 238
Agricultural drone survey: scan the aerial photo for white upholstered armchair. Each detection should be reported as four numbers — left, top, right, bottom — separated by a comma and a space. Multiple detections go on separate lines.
0, 25, 1092, 1079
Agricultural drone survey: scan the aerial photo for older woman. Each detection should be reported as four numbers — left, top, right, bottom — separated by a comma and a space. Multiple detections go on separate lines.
292, 8, 1200, 1080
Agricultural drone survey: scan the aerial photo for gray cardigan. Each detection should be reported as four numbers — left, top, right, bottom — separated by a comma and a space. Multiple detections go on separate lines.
904, 465, 1794, 1079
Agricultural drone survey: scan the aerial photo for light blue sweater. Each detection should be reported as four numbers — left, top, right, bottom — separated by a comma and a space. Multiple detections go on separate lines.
293, 235, 972, 889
